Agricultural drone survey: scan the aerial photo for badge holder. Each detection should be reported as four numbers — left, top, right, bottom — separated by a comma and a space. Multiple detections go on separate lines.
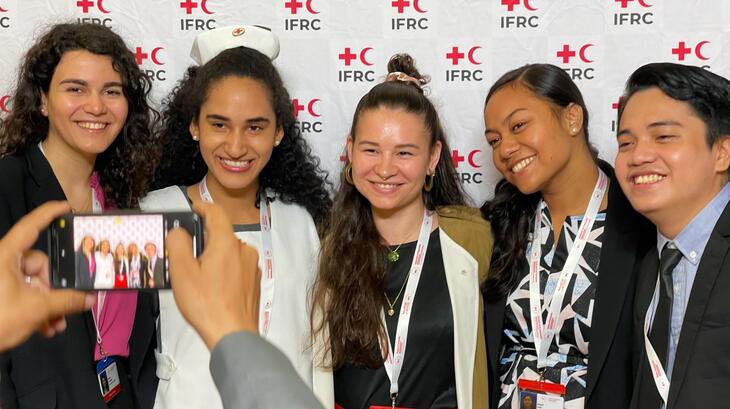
517, 378, 565, 409
96, 347, 121, 403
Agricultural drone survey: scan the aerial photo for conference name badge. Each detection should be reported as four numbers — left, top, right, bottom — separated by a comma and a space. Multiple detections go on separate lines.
518, 378, 565, 409
96, 357, 122, 403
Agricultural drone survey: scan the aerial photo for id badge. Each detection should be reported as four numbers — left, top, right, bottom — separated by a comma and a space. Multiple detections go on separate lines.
518, 379, 565, 409
96, 357, 121, 403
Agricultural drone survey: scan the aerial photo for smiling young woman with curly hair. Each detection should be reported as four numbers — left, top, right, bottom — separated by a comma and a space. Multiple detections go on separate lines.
0, 22, 161, 409
140, 25, 331, 409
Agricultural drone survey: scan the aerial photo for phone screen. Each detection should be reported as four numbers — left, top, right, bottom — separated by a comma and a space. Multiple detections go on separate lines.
50, 212, 201, 290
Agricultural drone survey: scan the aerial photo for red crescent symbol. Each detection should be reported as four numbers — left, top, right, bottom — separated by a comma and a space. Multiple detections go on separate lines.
467, 46, 482, 65
413, 0, 427, 13
151, 47, 165, 65
0, 96, 9, 113
305, 0, 319, 14
200, 0, 214, 15
695, 41, 711, 61
637, 0, 652, 7
523, 0, 538, 11
360, 47, 374, 66
308, 99, 321, 117
467, 150, 482, 168
579, 44, 594, 63
0, 6, 8, 12
97, 0, 111, 13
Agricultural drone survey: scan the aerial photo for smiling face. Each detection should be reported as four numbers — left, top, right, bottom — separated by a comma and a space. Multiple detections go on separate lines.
190, 75, 283, 196
615, 87, 730, 236
99, 240, 111, 254
41, 50, 128, 159
484, 84, 581, 194
347, 106, 441, 217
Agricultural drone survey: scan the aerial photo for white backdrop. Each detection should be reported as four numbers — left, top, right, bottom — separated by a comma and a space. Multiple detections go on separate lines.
0, 0, 727, 204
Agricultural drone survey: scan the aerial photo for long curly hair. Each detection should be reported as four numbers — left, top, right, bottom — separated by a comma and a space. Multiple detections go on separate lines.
480, 64, 597, 302
310, 54, 466, 369
152, 46, 331, 225
0, 22, 159, 208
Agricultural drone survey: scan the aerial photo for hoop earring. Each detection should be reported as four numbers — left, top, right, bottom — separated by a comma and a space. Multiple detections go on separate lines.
344, 163, 354, 185
424, 172, 435, 192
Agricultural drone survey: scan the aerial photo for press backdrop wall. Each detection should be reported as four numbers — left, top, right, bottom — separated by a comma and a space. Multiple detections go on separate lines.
0, 0, 726, 204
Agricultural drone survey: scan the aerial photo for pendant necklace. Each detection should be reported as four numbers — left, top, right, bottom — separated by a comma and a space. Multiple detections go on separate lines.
387, 243, 403, 263
384, 273, 410, 317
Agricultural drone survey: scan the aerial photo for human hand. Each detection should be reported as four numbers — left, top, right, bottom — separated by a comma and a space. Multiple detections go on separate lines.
166, 202, 260, 350
0, 201, 95, 352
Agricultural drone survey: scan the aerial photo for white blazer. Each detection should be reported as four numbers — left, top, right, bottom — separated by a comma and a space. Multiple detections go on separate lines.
141, 186, 318, 409
312, 227, 481, 409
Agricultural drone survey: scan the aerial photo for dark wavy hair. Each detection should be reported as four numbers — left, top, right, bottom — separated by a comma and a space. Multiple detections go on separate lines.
480, 63, 597, 302
618, 63, 730, 146
0, 22, 159, 208
311, 53, 466, 369
153, 45, 331, 225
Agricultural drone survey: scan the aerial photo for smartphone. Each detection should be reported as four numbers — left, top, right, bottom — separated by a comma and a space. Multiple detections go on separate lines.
48, 211, 203, 290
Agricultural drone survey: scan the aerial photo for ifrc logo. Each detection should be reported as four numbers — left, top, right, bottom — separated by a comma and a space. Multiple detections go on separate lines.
556, 44, 593, 64
135, 47, 167, 82
672, 41, 712, 62
555, 43, 596, 81
499, 0, 539, 28
613, 0, 653, 25
338, 47, 375, 82
452, 149, 484, 184
179, 0, 216, 31
445, 46, 483, 82
0, 1, 9, 28
284, 0, 321, 31
390, 0, 429, 30
293, 98, 323, 134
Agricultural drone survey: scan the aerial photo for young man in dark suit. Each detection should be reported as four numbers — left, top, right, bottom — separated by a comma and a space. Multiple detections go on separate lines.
142, 242, 164, 289
615, 63, 730, 409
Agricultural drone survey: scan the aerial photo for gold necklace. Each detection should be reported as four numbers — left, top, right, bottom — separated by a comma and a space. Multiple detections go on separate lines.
384, 273, 410, 317
70, 188, 92, 213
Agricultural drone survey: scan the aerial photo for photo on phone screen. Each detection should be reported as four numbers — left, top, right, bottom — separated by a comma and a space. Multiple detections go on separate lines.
49, 212, 202, 290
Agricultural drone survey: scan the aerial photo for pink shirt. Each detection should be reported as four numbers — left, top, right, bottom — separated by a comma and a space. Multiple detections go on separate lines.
90, 172, 138, 360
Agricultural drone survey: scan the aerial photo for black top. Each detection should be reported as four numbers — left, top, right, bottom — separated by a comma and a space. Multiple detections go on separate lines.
334, 229, 457, 409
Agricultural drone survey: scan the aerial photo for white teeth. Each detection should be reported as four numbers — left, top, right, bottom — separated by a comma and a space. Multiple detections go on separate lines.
634, 174, 665, 184
375, 183, 397, 189
221, 158, 250, 168
78, 122, 106, 130
511, 156, 535, 173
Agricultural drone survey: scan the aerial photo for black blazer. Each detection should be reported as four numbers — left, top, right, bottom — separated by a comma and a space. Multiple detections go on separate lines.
631, 199, 730, 409
0, 145, 158, 409
141, 256, 163, 289
484, 162, 654, 409
75, 251, 95, 289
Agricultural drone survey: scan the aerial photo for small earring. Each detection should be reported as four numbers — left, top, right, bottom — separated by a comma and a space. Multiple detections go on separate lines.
274, 140, 281, 147
40, 107, 47, 115
192, 135, 199, 141
571, 127, 578, 135
344, 163, 354, 185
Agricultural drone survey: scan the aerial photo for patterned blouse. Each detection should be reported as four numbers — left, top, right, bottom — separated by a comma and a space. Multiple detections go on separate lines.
498, 201, 606, 409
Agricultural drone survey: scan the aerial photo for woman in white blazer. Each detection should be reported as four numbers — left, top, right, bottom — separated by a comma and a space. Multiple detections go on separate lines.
141, 25, 331, 409
310, 54, 492, 409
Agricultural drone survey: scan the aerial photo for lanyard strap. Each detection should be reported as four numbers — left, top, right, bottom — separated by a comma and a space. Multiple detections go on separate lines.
529, 169, 607, 369
643, 277, 671, 404
380, 209, 434, 403
199, 176, 275, 336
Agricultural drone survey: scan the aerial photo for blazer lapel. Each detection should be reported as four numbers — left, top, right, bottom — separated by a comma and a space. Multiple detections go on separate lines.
440, 229, 479, 409
24, 144, 66, 209
586, 167, 644, 398
667, 203, 730, 409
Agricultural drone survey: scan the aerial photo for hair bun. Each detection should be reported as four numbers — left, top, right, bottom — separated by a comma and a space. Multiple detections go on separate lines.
387, 53, 430, 87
